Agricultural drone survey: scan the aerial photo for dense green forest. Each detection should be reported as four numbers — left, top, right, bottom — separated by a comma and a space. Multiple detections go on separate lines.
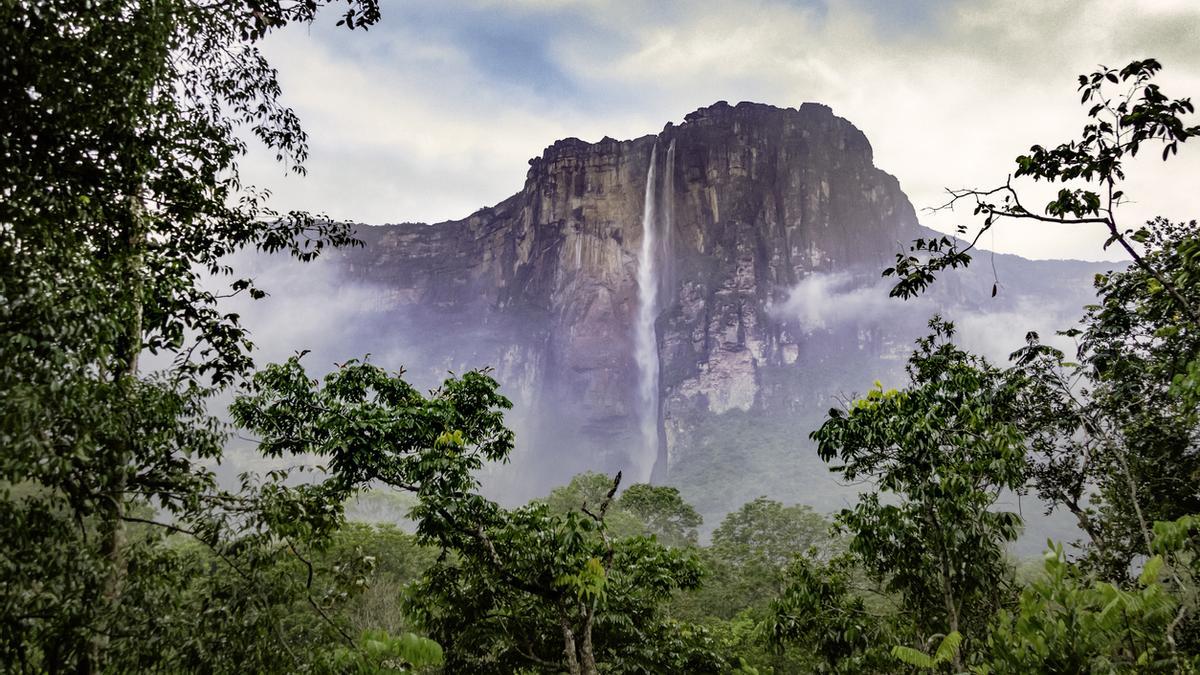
4, 1, 1200, 672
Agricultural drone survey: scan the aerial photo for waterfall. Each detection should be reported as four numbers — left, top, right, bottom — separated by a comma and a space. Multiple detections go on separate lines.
634, 144, 660, 482
634, 139, 675, 482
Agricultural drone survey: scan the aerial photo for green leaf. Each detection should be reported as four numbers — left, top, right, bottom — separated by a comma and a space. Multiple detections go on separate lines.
934, 630, 963, 663
892, 645, 934, 668
1139, 555, 1164, 586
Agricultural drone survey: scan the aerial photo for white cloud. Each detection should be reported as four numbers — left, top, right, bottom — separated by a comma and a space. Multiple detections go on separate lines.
243, 0, 1200, 261
768, 270, 1083, 363
768, 272, 896, 331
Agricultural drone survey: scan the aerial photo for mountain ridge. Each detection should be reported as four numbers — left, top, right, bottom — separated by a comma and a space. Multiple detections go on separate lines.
320, 101, 1107, 533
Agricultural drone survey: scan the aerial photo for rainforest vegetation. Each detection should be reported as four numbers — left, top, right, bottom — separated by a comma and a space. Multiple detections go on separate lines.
3, 1, 1200, 673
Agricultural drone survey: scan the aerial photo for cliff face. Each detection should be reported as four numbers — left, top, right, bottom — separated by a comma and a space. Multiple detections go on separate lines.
346, 131, 656, 483
649, 103, 922, 475
336, 101, 1094, 501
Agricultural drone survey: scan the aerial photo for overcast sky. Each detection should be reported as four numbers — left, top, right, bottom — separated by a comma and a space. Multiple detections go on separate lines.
243, 0, 1200, 262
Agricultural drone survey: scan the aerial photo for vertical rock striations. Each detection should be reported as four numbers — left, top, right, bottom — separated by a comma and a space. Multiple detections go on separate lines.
333, 101, 1086, 500
648, 102, 922, 472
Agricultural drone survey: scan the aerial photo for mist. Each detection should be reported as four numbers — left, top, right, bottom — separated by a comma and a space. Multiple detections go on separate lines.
766, 267, 1097, 552
204, 246, 554, 505
219, 248, 1103, 540
770, 269, 1085, 365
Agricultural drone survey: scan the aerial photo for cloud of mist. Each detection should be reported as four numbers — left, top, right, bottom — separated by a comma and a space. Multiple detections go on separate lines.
203, 248, 555, 505
161, 250, 409, 480
767, 267, 1093, 552
769, 271, 899, 331
954, 298, 1080, 364
217, 250, 415, 376
770, 270, 1085, 364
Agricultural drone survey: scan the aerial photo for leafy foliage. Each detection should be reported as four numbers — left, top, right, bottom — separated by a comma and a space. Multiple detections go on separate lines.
326, 629, 444, 674
892, 631, 962, 670
6, 17, 1200, 672
860, 57, 1200, 675
619, 483, 704, 547
671, 499, 844, 672
1001, 217, 1200, 578
542, 472, 702, 547
767, 553, 897, 674
886, 58, 1200, 324
813, 318, 1026, 667
976, 544, 1191, 674
711, 497, 838, 568
234, 360, 724, 674
1, 0, 385, 670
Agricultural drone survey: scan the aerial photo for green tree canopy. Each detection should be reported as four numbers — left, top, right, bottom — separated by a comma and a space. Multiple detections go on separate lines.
1, 0, 381, 669
234, 358, 725, 674
711, 497, 835, 568
812, 318, 1027, 668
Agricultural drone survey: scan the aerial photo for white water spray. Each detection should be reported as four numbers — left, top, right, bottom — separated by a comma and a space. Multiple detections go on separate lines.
634, 145, 660, 482
634, 140, 674, 482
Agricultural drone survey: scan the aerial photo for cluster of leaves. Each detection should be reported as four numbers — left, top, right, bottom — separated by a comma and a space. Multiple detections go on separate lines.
812, 318, 1026, 664
766, 304, 1200, 672
886, 58, 1200, 319
542, 472, 703, 548
663, 497, 844, 673
771, 57, 1200, 674
977, 544, 1188, 674
0, 0, 405, 670
324, 629, 444, 674
1004, 216, 1200, 580
233, 358, 739, 674
766, 553, 897, 673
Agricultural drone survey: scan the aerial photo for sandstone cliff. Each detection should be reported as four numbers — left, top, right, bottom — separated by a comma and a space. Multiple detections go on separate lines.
335, 101, 1102, 509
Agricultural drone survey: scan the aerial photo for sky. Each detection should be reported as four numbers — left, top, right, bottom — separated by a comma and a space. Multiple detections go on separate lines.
243, 0, 1200, 262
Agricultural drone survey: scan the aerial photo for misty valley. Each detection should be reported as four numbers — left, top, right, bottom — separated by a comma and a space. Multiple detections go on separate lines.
4, 2, 1200, 674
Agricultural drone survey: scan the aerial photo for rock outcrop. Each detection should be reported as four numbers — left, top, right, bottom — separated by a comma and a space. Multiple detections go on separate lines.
335, 101, 1101, 506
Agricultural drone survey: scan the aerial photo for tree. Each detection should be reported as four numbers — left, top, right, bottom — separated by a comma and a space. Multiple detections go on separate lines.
319, 522, 438, 639
666, 497, 838, 629
886, 58, 1200, 328
1075, 219, 1200, 573
1, 0, 381, 669
870, 56, 1200, 661
618, 483, 703, 547
811, 318, 1027, 669
680, 497, 838, 622
410, 498, 717, 674
545, 474, 703, 547
543, 472, 644, 540
545, 472, 625, 515
711, 497, 836, 568
233, 358, 723, 674
766, 553, 897, 674
1006, 220, 1200, 578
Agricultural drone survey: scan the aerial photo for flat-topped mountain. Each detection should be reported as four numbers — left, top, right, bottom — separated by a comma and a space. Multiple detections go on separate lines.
317, 101, 1105, 528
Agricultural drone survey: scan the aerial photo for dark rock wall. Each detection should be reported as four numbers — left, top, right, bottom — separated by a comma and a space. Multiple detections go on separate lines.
652, 102, 922, 471
334, 101, 1096, 496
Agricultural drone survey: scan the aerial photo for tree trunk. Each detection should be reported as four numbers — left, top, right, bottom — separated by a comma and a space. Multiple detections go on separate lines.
1065, 499, 1107, 553
927, 502, 963, 672
560, 614, 582, 675
579, 606, 599, 675
86, 199, 144, 673
938, 555, 964, 671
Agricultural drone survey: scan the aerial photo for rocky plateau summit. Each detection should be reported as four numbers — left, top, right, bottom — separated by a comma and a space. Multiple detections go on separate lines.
322, 101, 1104, 520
